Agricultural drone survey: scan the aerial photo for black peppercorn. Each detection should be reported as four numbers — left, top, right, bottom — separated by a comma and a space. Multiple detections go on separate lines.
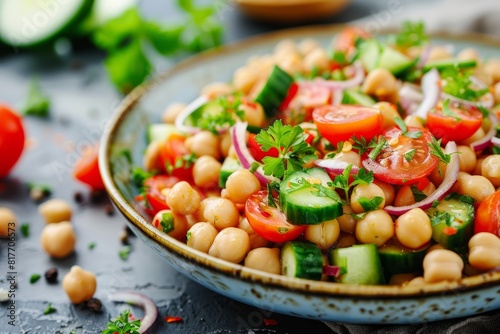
85, 298, 102, 312
45, 267, 58, 284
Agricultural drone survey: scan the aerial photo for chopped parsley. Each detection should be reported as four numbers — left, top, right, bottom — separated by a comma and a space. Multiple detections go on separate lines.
20, 223, 30, 238
390, 21, 428, 49
410, 185, 428, 202
22, 77, 51, 117
441, 66, 489, 101
357, 196, 384, 212
102, 309, 141, 334
394, 117, 422, 139
30, 274, 41, 284
329, 164, 374, 202
441, 99, 461, 121
43, 303, 57, 315
119, 246, 132, 261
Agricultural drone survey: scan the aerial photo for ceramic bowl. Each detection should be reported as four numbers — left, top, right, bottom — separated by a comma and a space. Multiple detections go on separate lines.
235, 0, 351, 23
99, 25, 500, 324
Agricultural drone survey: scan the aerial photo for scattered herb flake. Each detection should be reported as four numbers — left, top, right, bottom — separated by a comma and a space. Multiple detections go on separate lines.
22, 77, 51, 117
43, 303, 57, 315
88, 242, 96, 250
441, 99, 461, 121
441, 66, 488, 101
410, 185, 427, 202
391, 21, 428, 48
357, 196, 384, 212
30, 274, 41, 284
20, 223, 30, 238
119, 246, 132, 261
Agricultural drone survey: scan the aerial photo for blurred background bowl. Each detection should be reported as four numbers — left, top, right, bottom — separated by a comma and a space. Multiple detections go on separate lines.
236, 0, 351, 24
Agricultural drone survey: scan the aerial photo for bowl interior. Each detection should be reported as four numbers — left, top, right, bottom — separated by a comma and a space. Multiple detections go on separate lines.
100, 25, 500, 300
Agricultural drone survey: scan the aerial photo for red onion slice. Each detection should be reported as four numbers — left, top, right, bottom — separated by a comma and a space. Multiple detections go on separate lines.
413, 68, 441, 120
384, 141, 459, 216
322, 265, 342, 278
231, 122, 277, 186
491, 136, 500, 147
416, 45, 432, 69
315, 159, 360, 176
470, 113, 499, 151
109, 291, 158, 333
174, 95, 209, 134
399, 83, 424, 113
300, 61, 365, 90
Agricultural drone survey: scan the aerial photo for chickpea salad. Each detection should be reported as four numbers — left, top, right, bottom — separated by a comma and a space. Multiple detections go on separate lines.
133, 22, 500, 286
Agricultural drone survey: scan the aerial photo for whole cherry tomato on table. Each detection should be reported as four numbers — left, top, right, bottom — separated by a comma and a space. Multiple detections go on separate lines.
73, 144, 105, 190
0, 104, 25, 177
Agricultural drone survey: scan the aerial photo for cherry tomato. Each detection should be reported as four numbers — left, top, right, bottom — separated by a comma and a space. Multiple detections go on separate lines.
362, 127, 439, 185
245, 190, 306, 243
312, 104, 382, 145
160, 134, 193, 181
278, 82, 299, 111
143, 175, 181, 215
73, 144, 105, 189
474, 190, 500, 237
282, 85, 331, 125
0, 104, 25, 177
248, 133, 279, 162
427, 103, 483, 143
334, 26, 370, 54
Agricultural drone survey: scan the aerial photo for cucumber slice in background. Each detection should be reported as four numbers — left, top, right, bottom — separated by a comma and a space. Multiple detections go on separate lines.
281, 241, 323, 280
377, 46, 416, 75
422, 59, 477, 72
146, 123, 182, 144
331, 244, 385, 285
0, 0, 94, 48
254, 65, 294, 117
341, 88, 376, 106
358, 39, 381, 72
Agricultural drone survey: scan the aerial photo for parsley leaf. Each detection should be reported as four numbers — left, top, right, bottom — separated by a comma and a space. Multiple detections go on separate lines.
102, 309, 141, 334
394, 117, 422, 138
330, 164, 374, 202
119, 246, 132, 261
441, 66, 488, 101
390, 21, 428, 48
20, 223, 30, 238
256, 120, 317, 179
196, 95, 244, 134
410, 185, 427, 202
22, 77, 50, 117
43, 303, 57, 315
30, 274, 41, 284
404, 149, 416, 162
428, 137, 452, 164
430, 211, 455, 227
357, 196, 384, 212
368, 136, 388, 161
131, 167, 156, 187
441, 99, 461, 121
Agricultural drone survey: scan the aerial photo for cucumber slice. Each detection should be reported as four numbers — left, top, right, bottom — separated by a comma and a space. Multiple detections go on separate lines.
147, 123, 182, 144
358, 39, 382, 72
377, 46, 416, 75
280, 168, 343, 225
218, 156, 242, 188
331, 244, 385, 285
422, 59, 477, 73
378, 238, 429, 278
341, 89, 376, 106
254, 65, 294, 117
0, 0, 94, 48
186, 99, 225, 127
281, 241, 323, 280
425, 195, 474, 249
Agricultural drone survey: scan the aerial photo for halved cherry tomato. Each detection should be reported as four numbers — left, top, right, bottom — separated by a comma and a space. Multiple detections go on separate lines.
248, 133, 279, 162
278, 82, 299, 111
362, 127, 439, 185
245, 190, 306, 243
73, 144, 105, 189
143, 175, 181, 215
334, 26, 370, 54
160, 134, 193, 181
427, 104, 483, 143
312, 104, 382, 145
0, 104, 25, 177
282, 85, 331, 125
474, 190, 500, 237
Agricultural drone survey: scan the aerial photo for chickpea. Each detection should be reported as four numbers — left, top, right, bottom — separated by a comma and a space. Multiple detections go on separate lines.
238, 101, 265, 127
494, 82, 500, 104
152, 209, 188, 241
185, 131, 220, 159
427, 243, 445, 253
404, 115, 424, 128
238, 218, 268, 249
485, 59, 500, 83
481, 155, 500, 187
0, 207, 16, 237
305, 219, 340, 249
186, 222, 218, 253
427, 46, 452, 62
38, 199, 72, 224
336, 233, 357, 248
298, 38, 320, 57
428, 161, 448, 186
456, 145, 477, 173
452, 173, 495, 204
303, 48, 329, 73
355, 210, 394, 247
337, 205, 356, 234
406, 276, 425, 286
472, 157, 485, 176
62, 266, 97, 304
350, 183, 386, 213
202, 197, 240, 230
277, 52, 303, 75
219, 132, 232, 158
457, 48, 480, 62
395, 208, 432, 249
373, 179, 395, 206
362, 68, 398, 103
244, 247, 281, 275
166, 181, 201, 215
40, 221, 76, 258
388, 273, 416, 285
201, 82, 233, 99
423, 249, 464, 283
460, 126, 485, 146
225, 170, 261, 204
273, 39, 296, 57
208, 227, 250, 263
192, 156, 222, 188
332, 151, 361, 167
162, 103, 186, 124
468, 232, 500, 271
394, 180, 436, 207
374, 102, 400, 130
233, 66, 260, 94
143, 140, 163, 172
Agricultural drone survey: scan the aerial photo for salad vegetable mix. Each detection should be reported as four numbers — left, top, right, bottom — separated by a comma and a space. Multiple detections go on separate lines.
134, 22, 500, 285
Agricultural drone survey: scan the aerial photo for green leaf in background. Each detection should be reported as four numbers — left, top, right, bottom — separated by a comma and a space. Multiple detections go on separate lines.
144, 22, 184, 56
92, 8, 142, 51
22, 78, 51, 117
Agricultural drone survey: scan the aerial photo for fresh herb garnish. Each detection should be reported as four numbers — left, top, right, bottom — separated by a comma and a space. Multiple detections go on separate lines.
403, 149, 416, 162
441, 99, 461, 121
368, 136, 388, 161
394, 117, 422, 138
103, 309, 141, 334
357, 196, 384, 211
329, 164, 374, 202
428, 137, 452, 164
410, 185, 427, 202
430, 211, 455, 227
22, 77, 50, 117
350, 212, 368, 220
195, 95, 244, 134
30, 274, 41, 284
478, 105, 490, 118
390, 21, 428, 48
255, 120, 317, 179
119, 246, 132, 261
266, 182, 280, 208
93, 1, 222, 94
444, 192, 476, 205
131, 167, 156, 187
43, 303, 57, 315
160, 212, 175, 234
288, 177, 342, 202
441, 66, 488, 101
20, 223, 30, 238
